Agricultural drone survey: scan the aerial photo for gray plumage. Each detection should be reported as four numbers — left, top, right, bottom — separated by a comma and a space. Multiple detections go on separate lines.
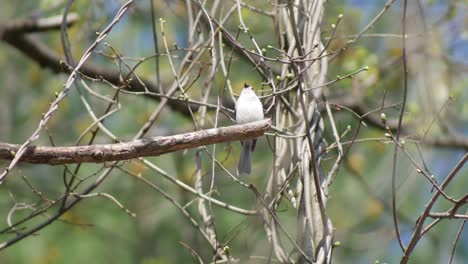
238, 141, 253, 175
235, 83, 264, 175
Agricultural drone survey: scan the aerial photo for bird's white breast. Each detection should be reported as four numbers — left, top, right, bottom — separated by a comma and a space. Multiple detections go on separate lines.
236, 90, 264, 124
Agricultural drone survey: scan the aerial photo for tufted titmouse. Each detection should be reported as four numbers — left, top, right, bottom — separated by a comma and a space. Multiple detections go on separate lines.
235, 83, 264, 175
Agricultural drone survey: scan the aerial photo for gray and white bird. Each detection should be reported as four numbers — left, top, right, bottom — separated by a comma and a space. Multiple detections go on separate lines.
235, 83, 264, 175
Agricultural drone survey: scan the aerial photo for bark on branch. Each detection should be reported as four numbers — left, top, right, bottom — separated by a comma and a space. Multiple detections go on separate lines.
0, 13, 79, 35
0, 119, 271, 165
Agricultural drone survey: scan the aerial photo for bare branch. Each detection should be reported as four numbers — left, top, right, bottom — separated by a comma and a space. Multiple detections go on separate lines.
0, 120, 271, 165
0, 13, 79, 35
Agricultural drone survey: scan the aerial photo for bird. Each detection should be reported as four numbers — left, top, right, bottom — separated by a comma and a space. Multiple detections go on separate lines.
235, 83, 264, 175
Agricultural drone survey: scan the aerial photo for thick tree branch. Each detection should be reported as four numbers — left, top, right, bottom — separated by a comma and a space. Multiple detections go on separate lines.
329, 97, 468, 150
0, 14, 79, 35
0, 120, 270, 165
416, 135, 468, 150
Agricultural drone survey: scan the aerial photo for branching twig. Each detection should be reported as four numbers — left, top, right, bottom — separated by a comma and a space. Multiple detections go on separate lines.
0, 0, 135, 183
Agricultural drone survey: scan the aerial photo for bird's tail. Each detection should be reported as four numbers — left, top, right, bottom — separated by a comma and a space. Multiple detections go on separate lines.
237, 141, 252, 175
